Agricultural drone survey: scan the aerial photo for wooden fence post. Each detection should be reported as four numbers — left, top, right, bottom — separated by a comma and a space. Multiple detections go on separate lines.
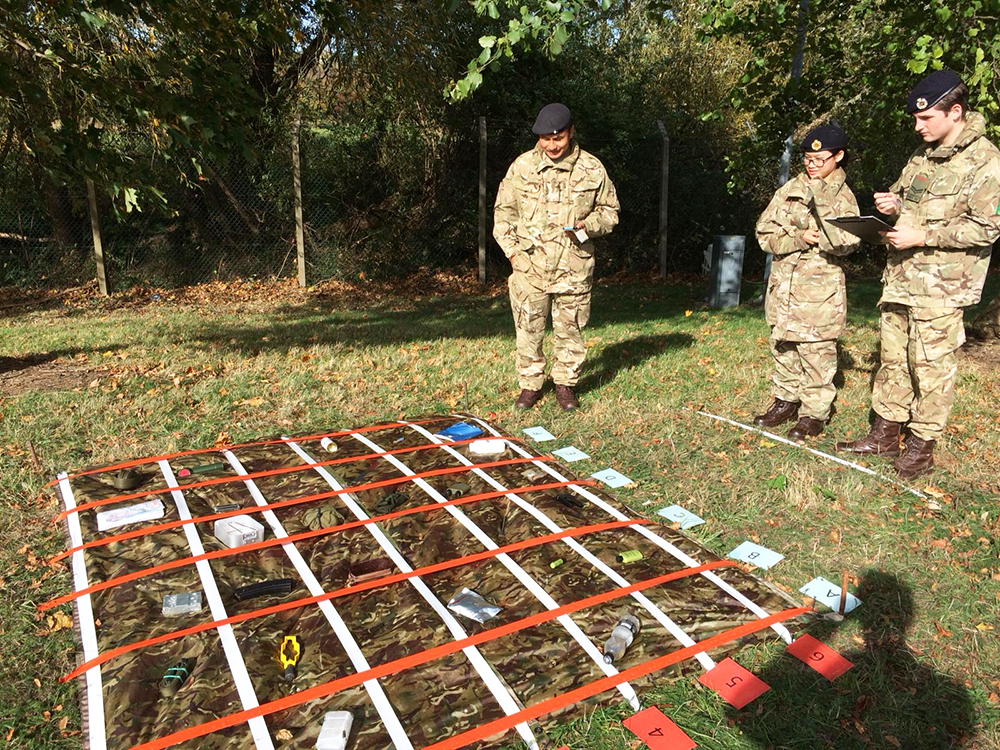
85, 178, 110, 295
657, 120, 670, 279
292, 114, 307, 287
478, 116, 488, 283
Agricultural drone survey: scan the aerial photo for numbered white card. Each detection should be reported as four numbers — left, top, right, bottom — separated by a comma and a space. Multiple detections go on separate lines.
590, 468, 633, 488
728, 541, 784, 569
553, 446, 590, 462
522, 426, 556, 442
799, 576, 862, 614
656, 504, 705, 529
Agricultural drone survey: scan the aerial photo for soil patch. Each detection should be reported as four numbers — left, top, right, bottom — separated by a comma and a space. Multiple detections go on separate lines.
0, 355, 108, 397
961, 337, 1000, 368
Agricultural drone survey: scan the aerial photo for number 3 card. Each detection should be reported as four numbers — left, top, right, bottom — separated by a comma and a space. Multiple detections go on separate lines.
623, 707, 696, 750
697, 657, 770, 708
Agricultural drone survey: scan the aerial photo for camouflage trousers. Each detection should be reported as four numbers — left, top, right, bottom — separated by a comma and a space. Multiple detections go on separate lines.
872, 304, 964, 441
508, 272, 591, 390
769, 336, 838, 420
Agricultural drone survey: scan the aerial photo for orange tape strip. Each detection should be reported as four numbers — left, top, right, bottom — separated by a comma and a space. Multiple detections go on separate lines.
55, 434, 521, 520
61, 517, 644, 683
44, 417, 449, 488
41, 480, 594, 611
126, 560, 787, 750
51, 455, 550, 563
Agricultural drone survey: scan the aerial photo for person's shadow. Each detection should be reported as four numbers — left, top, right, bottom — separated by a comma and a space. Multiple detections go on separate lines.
575, 333, 694, 395
731, 570, 975, 749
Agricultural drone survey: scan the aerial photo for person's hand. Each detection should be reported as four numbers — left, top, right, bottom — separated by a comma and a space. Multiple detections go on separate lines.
564, 221, 586, 232
874, 191, 900, 216
801, 229, 821, 245
879, 226, 926, 250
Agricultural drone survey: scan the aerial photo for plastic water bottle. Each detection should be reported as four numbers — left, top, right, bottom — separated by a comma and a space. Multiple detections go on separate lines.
602, 614, 641, 664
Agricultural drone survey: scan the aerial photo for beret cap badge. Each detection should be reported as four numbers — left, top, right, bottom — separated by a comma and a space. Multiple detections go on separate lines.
811, 139, 822, 150
916, 97, 928, 110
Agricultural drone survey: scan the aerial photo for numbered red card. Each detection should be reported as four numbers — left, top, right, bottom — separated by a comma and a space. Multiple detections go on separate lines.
623, 707, 696, 750
786, 634, 854, 680
697, 658, 770, 708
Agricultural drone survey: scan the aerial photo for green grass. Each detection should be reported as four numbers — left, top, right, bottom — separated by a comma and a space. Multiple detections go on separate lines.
1, 275, 998, 749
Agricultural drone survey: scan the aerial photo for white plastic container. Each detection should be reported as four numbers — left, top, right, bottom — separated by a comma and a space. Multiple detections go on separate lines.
213, 515, 265, 549
469, 439, 506, 456
316, 710, 353, 750
162, 591, 202, 617
96, 499, 165, 531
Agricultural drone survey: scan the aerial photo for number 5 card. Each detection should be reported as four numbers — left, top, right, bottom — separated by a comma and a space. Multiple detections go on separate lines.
697, 657, 770, 708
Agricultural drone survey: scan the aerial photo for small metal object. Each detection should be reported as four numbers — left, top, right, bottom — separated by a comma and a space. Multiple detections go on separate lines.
111, 469, 143, 490
233, 578, 296, 602
162, 591, 202, 617
158, 658, 194, 697
211, 503, 242, 514
445, 482, 471, 499
616, 550, 643, 564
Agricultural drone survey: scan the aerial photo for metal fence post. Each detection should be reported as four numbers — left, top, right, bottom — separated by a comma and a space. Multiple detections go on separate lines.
85, 178, 110, 295
292, 114, 307, 287
657, 120, 670, 279
478, 116, 488, 283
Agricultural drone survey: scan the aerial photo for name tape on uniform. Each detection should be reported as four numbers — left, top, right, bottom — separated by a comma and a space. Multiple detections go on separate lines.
785, 634, 854, 680
623, 707, 696, 750
590, 468, 634, 488
728, 541, 784, 570
553, 446, 590, 462
799, 576, 862, 614
656, 504, 705, 530
697, 657, 770, 708
522, 426, 556, 442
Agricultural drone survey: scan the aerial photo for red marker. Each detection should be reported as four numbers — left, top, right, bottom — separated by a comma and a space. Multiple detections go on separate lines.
697, 657, 770, 708
786, 634, 854, 680
624, 707, 696, 750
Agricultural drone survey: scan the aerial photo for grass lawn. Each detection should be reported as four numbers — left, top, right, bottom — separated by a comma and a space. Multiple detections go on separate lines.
1, 273, 998, 750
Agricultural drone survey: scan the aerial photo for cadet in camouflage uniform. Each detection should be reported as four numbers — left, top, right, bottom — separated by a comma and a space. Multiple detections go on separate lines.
494, 103, 619, 411
837, 71, 1000, 479
753, 124, 860, 441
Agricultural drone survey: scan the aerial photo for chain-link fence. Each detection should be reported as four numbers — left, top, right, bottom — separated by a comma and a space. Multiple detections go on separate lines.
0, 118, 783, 292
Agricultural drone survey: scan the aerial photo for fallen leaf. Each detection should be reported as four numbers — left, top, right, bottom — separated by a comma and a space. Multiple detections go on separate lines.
684, 310, 693, 317
275, 728, 293, 741
934, 621, 952, 638
976, 623, 995, 632
46, 611, 72, 632
886, 736, 901, 748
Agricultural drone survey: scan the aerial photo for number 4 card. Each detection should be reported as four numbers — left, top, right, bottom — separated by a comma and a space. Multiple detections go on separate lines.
697, 657, 770, 708
785, 634, 854, 680
623, 707, 696, 750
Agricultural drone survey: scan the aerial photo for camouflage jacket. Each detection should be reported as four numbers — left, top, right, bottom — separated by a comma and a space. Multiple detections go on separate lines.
756, 168, 860, 341
493, 143, 619, 294
883, 111, 1000, 308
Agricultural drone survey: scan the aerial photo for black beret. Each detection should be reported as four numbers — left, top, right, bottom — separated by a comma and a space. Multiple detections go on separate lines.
801, 123, 848, 153
532, 103, 573, 135
907, 69, 963, 114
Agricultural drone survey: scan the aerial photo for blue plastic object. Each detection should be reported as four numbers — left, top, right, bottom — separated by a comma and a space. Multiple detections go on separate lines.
435, 422, 484, 441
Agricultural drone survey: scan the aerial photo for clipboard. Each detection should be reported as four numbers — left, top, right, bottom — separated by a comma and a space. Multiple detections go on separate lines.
824, 215, 893, 243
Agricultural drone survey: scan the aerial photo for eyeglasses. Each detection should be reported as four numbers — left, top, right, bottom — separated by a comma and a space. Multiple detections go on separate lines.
802, 154, 834, 167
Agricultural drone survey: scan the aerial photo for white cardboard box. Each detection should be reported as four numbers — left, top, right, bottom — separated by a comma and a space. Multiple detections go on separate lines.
213, 515, 265, 548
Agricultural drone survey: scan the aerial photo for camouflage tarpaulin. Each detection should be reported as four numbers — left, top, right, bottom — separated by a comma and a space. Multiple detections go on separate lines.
51, 414, 804, 750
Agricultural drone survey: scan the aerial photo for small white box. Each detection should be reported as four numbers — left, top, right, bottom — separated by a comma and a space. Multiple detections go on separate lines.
316, 710, 353, 750
213, 515, 265, 549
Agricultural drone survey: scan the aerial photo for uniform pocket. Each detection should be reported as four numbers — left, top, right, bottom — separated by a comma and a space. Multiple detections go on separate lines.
915, 310, 965, 361
516, 181, 542, 219
922, 172, 963, 221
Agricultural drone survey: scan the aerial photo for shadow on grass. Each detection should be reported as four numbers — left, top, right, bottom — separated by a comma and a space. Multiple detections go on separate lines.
733, 570, 975, 750
577, 333, 695, 395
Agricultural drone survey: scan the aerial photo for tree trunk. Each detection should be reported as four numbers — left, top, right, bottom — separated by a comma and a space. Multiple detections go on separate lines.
970, 292, 1000, 339
41, 173, 75, 247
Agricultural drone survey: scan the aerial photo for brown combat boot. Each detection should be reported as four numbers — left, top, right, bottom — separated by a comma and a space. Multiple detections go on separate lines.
554, 384, 579, 411
788, 416, 824, 441
514, 388, 542, 410
752, 399, 799, 428
835, 415, 902, 456
893, 434, 934, 480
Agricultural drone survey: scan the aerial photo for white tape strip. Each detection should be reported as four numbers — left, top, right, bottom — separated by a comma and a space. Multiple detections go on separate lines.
351, 431, 642, 710
405, 421, 716, 672
695, 410, 927, 499
462, 414, 793, 644
58, 472, 107, 750
158, 461, 275, 750
222, 451, 415, 750
284, 439, 540, 750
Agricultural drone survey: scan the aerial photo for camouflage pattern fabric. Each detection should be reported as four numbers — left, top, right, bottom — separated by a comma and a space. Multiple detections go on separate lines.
768, 337, 838, 421
756, 168, 860, 342
494, 143, 618, 389
57, 415, 801, 750
872, 305, 963, 440
508, 274, 591, 390
882, 111, 1000, 309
